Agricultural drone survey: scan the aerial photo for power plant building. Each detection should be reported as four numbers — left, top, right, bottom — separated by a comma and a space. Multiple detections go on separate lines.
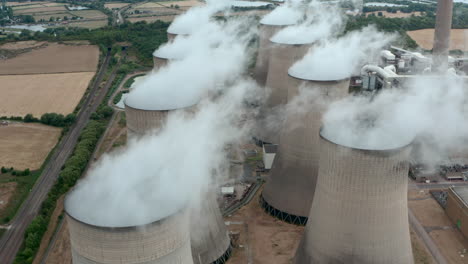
65, 199, 194, 264
261, 71, 350, 225
294, 131, 414, 264
256, 38, 311, 144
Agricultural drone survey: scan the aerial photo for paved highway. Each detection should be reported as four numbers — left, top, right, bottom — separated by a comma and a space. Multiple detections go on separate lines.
0, 51, 112, 264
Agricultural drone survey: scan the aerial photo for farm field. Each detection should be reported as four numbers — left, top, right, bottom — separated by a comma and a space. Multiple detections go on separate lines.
407, 29, 468, 51
0, 40, 46, 50
61, 19, 108, 29
68, 10, 107, 19
14, 6, 66, 14
0, 72, 95, 117
0, 123, 61, 170
104, 2, 130, 10
0, 43, 99, 75
127, 15, 176, 23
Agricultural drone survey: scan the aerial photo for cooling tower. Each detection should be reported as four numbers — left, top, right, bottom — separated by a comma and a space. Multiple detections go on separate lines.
124, 101, 170, 139
153, 54, 169, 71
261, 73, 350, 225
65, 200, 193, 264
253, 22, 290, 86
433, 0, 453, 72
256, 40, 311, 144
191, 191, 231, 264
294, 131, 414, 264
167, 32, 178, 42
152, 50, 182, 71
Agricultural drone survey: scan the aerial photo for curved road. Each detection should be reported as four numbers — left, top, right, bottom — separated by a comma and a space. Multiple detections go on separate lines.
0, 50, 113, 264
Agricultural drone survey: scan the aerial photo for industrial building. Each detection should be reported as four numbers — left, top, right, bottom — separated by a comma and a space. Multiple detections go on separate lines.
294, 130, 414, 263
65, 199, 194, 264
261, 72, 350, 225
445, 186, 468, 239
256, 37, 312, 144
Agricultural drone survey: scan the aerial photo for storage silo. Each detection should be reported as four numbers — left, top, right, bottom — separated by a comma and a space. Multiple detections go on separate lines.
260, 71, 350, 225
65, 199, 194, 264
294, 130, 414, 264
256, 38, 311, 144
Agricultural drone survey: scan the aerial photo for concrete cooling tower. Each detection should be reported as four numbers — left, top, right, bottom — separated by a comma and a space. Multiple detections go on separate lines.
261, 73, 350, 225
294, 130, 414, 264
152, 49, 182, 71
65, 200, 194, 264
433, 0, 453, 72
191, 191, 232, 264
253, 19, 297, 86
256, 39, 311, 144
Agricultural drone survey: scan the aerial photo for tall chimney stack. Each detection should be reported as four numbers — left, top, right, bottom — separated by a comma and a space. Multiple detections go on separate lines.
433, 0, 453, 73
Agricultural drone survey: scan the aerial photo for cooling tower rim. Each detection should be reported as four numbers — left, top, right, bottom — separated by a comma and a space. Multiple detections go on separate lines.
259, 20, 295, 27
152, 50, 184, 61
64, 194, 187, 230
124, 95, 198, 111
269, 37, 314, 46
167, 28, 191, 36
319, 128, 413, 153
287, 70, 350, 83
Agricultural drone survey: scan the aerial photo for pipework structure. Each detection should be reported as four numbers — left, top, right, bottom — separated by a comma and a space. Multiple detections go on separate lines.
294, 131, 414, 264
433, 0, 453, 73
256, 39, 311, 144
65, 200, 194, 264
260, 71, 350, 225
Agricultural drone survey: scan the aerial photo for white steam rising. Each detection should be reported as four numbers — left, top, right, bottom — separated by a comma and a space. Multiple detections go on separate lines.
67, 81, 260, 227
167, 0, 231, 35
289, 26, 396, 81
322, 75, 468, 157
260, 0, 304, 26
127, 19, 254, 110
270, 1, 344, 45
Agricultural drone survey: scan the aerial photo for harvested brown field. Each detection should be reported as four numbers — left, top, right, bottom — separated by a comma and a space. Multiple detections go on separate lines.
104, 2, 130, 9
366, 11, 422, 18
0, 43, 99, 75
0, 123, 61, 170
6, 1, 49, 6
407, 29, 468, 51
0, 72, 95, 117
0, 182, 17, 211
158, 0, 203, 7
226, 187, 304, 264
0, 40, 46, 50
128, 15, 176, 23
408, 189, 468, 264
11, 4, 46, 10
69, 10, 107, 19
14, 6, 66, 14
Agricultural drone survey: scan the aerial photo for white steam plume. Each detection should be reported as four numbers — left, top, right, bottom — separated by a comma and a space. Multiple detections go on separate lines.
322, 74, 468, 163
289, 26, 396, 81
271, 1, 345, 44
167, 0, 231, 35
127, 19, 254, 110
67, 80, 261, 227
260, 0, 304, 26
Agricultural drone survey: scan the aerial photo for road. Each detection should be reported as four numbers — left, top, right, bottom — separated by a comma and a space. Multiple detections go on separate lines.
0, 50, 113, 264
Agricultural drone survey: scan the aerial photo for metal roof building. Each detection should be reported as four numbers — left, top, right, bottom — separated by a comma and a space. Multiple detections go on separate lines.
294, 131, 414, 263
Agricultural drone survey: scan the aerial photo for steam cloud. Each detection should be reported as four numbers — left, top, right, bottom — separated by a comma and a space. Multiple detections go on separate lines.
67, 81, 260, 227
322, 74, 468, 163
289, 26, 396, 81
260, 0, 304, 26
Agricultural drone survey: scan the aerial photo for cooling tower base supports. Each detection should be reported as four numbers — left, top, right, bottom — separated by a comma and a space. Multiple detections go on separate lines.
260, 194, 308, 226
211, 243, 233, 264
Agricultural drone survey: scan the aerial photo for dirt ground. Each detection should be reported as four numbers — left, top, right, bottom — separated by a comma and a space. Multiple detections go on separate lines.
0, 72, 95, 117
411, 227, 436, 264
225, 188, 304, 264
43, 219, 72, 264
0, 123, 61, 170
366, 11, 422, 18
0, 41, 46, 50
407, 29, 468, 51
0, 43, 99, 75
408, 189, 468, 264
0, 182, 17, 211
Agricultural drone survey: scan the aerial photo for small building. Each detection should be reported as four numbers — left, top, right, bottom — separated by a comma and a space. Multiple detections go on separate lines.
221, 186, 235, 197
445, 186, 468, 239
262, 144, 277, 170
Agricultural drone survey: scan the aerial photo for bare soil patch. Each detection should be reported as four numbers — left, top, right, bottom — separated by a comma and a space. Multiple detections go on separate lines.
0, 72, 95, 117
0, 43, 99, 75
0, 123, 61, 170
409, 198, 453, 227
0, 182, 17, 211
0, 40, 46, 50
366, 11, 422, 18
411, 227, 436, 264
407, 29, 468, 51
429, 229, 468, 264
225, 187, 304, 264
